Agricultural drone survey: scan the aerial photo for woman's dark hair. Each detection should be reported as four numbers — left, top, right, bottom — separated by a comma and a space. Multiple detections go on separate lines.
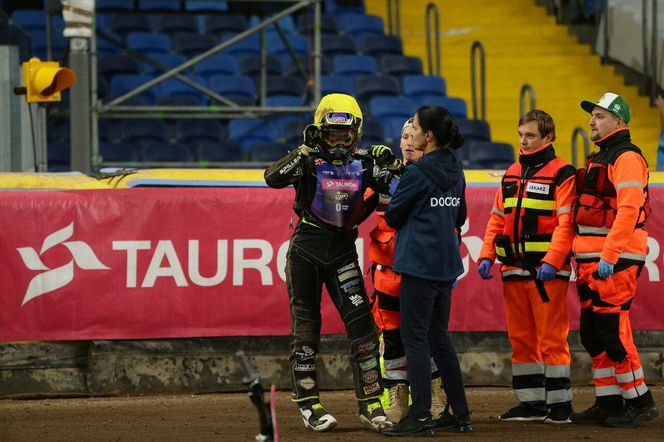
415, 106, 465, 150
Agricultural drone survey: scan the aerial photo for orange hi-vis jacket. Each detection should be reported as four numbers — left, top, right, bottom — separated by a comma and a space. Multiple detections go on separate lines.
479, 144, 577, 278
572, 128, 650, 265
368, 192, 401, 297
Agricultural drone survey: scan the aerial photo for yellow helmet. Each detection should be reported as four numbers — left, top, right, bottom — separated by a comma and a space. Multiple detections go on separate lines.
313, 93, 363, 165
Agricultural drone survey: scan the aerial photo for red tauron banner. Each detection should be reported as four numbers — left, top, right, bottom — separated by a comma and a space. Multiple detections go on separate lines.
1, 186, 663, 342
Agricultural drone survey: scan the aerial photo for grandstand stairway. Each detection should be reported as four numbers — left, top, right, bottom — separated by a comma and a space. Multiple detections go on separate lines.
367, 0, 660, 166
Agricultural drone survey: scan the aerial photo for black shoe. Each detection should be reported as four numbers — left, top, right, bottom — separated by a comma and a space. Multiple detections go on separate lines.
544, 405, 573, 424
382, 415, 435, 437
571, 395, 623, 425
433, 404, 474, 432
605, 393, 659, 429
499, 404, 547, 421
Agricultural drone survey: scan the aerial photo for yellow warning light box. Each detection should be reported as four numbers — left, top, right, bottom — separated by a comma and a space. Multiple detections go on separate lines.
21, 57, 76, 103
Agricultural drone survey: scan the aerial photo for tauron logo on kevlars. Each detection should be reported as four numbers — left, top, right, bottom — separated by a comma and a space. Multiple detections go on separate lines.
16, 222, 110, 306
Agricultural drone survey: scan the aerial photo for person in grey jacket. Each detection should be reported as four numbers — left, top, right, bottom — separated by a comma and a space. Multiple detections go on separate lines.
382, 106, 471, 437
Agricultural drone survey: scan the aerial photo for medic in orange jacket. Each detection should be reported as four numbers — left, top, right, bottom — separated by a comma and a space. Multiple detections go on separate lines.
478, 110, 576, 422
570, 93, 657, 428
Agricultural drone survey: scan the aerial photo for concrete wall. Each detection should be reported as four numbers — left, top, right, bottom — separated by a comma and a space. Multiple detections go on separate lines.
1, 332, 662, 398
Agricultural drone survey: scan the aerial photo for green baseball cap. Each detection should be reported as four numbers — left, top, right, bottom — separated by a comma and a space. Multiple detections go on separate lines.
580, 92, 631, 123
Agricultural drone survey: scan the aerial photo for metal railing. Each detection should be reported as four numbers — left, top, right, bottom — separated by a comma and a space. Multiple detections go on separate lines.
470, 41, 486, 121
519, 83, 536, 116
386, 0, 401, 37
425, 2, 440, 76
571, 126, 590, 168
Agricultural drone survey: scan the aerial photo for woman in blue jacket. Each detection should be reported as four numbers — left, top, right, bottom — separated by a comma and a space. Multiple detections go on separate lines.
382, 106, 471, 437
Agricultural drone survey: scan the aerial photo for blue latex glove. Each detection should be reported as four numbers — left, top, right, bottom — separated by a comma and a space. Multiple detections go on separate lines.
536, 263, 558, 282
597, 259, 615, 279
452, 279, 458, 289
478, 259, 493, 280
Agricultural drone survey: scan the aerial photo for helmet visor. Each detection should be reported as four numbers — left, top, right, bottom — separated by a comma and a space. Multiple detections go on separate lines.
322, 112, 356, 126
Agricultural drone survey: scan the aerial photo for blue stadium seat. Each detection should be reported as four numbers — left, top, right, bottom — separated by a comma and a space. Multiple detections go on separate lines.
380, 55, 423, 77
402, 75, 446, 105
467, 141, 515, 169
138, 0, 181, 11
369, 96, 417, 120
321, 34, 358, 58
109, 74, 159, 104
142, 143, 194, 162
172, 33, 217, 57
326, 0, 366, 15
281, 118, 308, 146
97, 0, 135, 10
228, 118, 280, 151
109, 15, 152, 35
296, 13, 339, 35
11, 10, 47, 32
30, 31, 67, 59
360, 119, 385, 146
121, 120, 170, 146
265, 75, 305, 98
175, 120, 227, 146
422, 96, 468, 119
338, 13, 384, 37
185, 1, 229, 11
156, 96, 203, 106
96, 33, 123, 55
98, 54, 142, 81
238, 54, 283, 77
333, 55, 377, 77
204, 15, 249, 37
154, 14, 199, 35
358, 35, 402, 58
250, 15, 297, 34
220, 32, 260, 57
100, 142, 138, 162
193, 54, 239, 79
355, 75, 400, 102
142, 53, 188, 77
282, 54, 331, 77
127, 32, 171, 54
267, 33, 308, 57
455, 118, 491, 142
266, 96, 303, 107
208, 74, 256, 104
197, 143, 244, 162
321, 75, 356, 96
159, 75, 207, 104
98, 119, 120, 143
250, 142, 290, 162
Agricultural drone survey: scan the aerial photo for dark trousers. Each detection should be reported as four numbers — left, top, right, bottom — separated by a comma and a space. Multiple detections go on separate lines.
400, 274, 468, 418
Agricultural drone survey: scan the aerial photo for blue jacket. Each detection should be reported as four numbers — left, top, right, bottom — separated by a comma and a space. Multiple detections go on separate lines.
384, 148, 467, 282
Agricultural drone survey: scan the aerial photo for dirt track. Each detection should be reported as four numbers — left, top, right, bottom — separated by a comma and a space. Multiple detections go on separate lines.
1, 386, 662, 441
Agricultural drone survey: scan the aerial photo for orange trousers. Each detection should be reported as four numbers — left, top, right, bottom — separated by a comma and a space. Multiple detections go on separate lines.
576, 262, 648, 399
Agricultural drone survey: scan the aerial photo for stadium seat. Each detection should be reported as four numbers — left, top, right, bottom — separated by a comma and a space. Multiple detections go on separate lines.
154, 14, 199, 35
250, 142, 290, 162
109, 74, 159, 104
138, 0, 181, 11
126, 32, 172, 54
100, 142, 138, 162
96, 33, 123, 55
159, 75, 207, 104
220, 32, 260, 57
360, 119, 386, 146
142, 143, 194, 162
455, 118, 491, 142
193, 54, 239, 79
281, 118, 308, 146
197, 142, 245, 162
266, 96, 303, 107
369, 96, 417, 122
156, 96, 203, 106
142, 53, 188, 77
238, 54, 283, 77
98, 54, 142, 81
338, 13, 384, 37
321, 75, 356, 96
326, 0, 366, 16
402, 75, 447, 105
121, 120, 170, 146
250, 15, 297, 34
357, 34, 402, 59
11, 10, 47, 32
266, 33, 308, 57
467, 141, 515, 169
175, 119, 227, 146
355, 75, 400, 102
109, 15, 152, 35
333, 55, 377, 77
321, 34, 358, 58
282, 54, 331, 77
265, 75, 305, 98
185, 1, 229, 12
98, 119, 120, 143
208, 74, 256, 104
380, 55, 423, 77
97, 0, 135, 10
296, 13, 339, 35
30, 30, 66, 60
228, 118, 280, 151
172, 33, 217, 57
422, 96, 468, 119
204, 15, 249, 37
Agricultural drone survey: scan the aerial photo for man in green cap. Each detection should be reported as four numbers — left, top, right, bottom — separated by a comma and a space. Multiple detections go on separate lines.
571, 92, 658, 427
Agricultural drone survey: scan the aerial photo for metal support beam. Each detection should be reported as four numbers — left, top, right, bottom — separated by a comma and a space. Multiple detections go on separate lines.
69, 37, 92, 173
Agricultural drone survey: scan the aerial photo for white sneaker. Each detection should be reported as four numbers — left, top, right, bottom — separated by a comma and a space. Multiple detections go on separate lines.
385, 383, 410, 424
430, 377, 445, 417
299, 400, 337, 432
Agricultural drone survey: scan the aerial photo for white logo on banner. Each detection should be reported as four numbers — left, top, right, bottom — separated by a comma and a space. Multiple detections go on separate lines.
16, 222, 110, 305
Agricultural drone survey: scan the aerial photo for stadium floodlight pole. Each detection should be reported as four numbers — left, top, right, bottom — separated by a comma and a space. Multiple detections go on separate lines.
62, 0, 95, 173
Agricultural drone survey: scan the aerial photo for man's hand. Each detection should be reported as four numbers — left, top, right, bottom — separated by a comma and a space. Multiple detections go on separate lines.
597, 259, 615, 280
370, 144, 396, 166
478, 259, 493, 280
303, 124, 321, 148
297, 144, 319, 157
536, 262, 558, 282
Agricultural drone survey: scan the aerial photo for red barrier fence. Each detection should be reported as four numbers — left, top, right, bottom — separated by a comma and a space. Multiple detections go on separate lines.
1, 186, 662, 341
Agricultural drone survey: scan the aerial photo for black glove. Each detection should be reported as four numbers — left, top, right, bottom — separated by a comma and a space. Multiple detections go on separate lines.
296, 144, 319, 157
303, 124, 322, 149
370, 144, 396, 167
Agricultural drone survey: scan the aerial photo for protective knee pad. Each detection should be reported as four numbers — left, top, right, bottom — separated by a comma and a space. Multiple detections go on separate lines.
350, 334, 383, 399
579, 307, 604, 357
290, 345, 319, 401
594, 313, 628, 363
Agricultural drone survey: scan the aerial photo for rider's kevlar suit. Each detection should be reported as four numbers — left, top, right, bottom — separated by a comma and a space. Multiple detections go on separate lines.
572, 128, 652, 402
265, 150, 388, 403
